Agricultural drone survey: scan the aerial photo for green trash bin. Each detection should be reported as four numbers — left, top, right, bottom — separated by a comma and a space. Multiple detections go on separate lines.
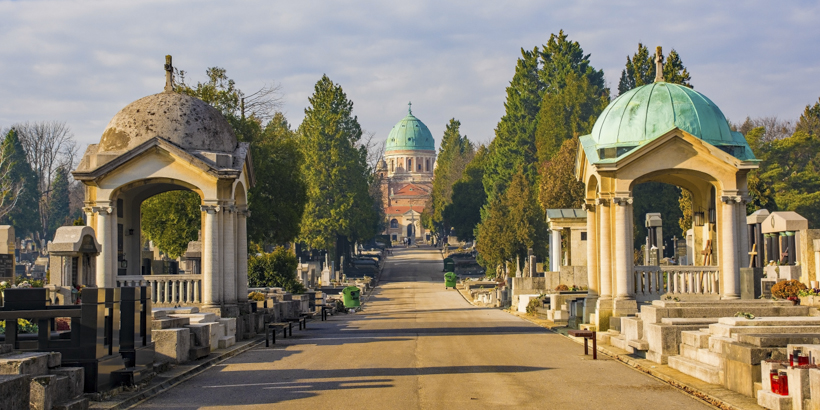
443, 258, 455, 272
342, 286, 361, 308
444, 272, 457, 289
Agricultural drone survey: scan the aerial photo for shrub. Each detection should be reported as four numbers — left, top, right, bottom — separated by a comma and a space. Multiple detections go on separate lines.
0, 318, 38, 334
526, 297, 543, 316
248, 291, 265, 301
555, 284, 569, 291
771, 279, 807, 299
247, 247, 305, 294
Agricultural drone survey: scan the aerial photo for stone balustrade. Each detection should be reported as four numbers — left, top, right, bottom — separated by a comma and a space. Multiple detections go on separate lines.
117, 274, 202, 305
633, 266, 720, 302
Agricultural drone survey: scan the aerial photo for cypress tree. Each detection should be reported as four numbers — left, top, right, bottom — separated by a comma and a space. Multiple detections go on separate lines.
429, 119, 473, 235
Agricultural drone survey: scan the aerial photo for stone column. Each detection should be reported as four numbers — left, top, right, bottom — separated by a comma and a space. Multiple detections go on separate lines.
93, 204, 114, 288
613, 196, 637, 316
222, 205, 237, 306
201, 205, 221, 307
720, 195, 740, 299
550, 229, 562, 272
584, 200, 599, 323
595, 198, 613, 331
236, 208, 249, 302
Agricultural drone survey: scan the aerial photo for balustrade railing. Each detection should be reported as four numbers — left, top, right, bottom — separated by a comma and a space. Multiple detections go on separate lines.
116, 274, 201, 305
633, 265, 720, 302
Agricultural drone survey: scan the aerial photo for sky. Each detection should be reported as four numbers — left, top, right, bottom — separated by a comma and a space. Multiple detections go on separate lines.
1, 0, 819, 151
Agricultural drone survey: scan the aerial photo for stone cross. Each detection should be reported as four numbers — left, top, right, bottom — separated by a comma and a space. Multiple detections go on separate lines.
164, 55, 174, 93
654, 46, 664, 83
408, 101, 412, 115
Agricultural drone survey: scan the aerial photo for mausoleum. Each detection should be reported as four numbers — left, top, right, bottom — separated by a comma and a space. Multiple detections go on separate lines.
576, 48, 759, 330
72, 56, 254, 314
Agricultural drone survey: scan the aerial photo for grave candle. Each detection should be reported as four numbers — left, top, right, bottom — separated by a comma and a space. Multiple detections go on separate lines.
779, 371, 789, 396
770, 369, 780, 394
799, 353, 809, 366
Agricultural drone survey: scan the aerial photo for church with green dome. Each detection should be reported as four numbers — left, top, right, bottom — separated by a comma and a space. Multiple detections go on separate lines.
377, 103, 437, 244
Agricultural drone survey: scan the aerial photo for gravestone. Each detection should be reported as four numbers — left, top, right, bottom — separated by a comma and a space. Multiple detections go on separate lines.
0, 226, 15, 283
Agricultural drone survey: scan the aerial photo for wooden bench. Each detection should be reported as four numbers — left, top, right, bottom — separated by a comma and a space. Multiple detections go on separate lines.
567, 329, 597, 360
265, 322, 290, 347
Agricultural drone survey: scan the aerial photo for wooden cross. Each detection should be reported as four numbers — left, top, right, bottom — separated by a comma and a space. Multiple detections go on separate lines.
748, 243, 757, 268
701, 239, 712, 266
780, 246, 790, 265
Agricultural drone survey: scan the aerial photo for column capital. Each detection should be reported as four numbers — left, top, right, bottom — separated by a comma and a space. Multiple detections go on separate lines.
223, 205, 236, 214
236, 206, 250, 217
91, 206, 114, 215
612, 197, 633, 206
201, 205, 221, 214
719, 195, 744, 204
595, 198, 609, 206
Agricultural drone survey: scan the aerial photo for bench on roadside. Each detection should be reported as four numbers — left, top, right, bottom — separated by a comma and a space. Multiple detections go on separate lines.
567, 329, 597, 360
266, 322, 291, 347
319, 305, 335, 321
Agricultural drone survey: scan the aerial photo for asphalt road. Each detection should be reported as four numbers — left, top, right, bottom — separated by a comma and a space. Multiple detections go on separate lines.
134, 246, 713, 410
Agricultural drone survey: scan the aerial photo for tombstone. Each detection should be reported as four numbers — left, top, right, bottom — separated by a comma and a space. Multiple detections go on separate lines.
645, 213, 663, 266
0, 226, 15, 283
762, 212, 809, 283
47, 226, 101, 305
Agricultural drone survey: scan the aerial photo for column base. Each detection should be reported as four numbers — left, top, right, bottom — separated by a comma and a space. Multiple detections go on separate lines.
595, 298, 613, 332
583, 294, 599, 323
613, 298, 638, 317
721, 294, 741, 300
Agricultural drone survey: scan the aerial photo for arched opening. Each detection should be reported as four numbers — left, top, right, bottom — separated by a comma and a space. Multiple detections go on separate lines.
407, 158, 413, 171
390, 219, 398, 229
407, 223, 415, 238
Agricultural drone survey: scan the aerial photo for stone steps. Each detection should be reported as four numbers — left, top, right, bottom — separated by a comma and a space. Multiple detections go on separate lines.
679, 344, 723, 368
627, 339, 649, 351
668, 355, 723, 385
681, 330, 710, 349
609, 335, 635, 353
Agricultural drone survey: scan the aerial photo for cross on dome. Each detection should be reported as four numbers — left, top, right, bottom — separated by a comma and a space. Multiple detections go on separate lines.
164, 55, 174, 93
654, 46, 664, 83
408, 101, 412, 115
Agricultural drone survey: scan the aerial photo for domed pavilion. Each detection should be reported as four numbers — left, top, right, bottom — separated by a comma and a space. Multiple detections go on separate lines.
72, 56, 254, 313
576, 49, 759, 331
378, 103, 436, 245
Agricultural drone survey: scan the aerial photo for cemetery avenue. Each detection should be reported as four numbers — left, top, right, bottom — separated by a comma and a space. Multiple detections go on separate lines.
132, 247, 711, 410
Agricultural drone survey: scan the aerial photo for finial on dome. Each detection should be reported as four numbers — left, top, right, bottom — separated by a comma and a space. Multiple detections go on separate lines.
408, 101, 412, 115
164, 55, 174, 93
654, 46, 664, 83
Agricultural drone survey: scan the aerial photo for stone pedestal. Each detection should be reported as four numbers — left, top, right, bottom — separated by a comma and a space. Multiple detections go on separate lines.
779, 265, 802, 281
613, 298, 638, 317
583, 295, 598, 324
595, 298, 613, 332
739, 267, 764, 299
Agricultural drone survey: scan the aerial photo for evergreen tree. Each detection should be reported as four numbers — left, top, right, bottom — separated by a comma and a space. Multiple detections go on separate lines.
247, 113, 308, 245
618, 44, 691, 96
445, 145, 488, 242
428, 119, 473, 238
539, 30, 605, 94
483, 48, 542, 202
538, 137, 585, 209
796, 97, 820, 136
46, 166, 70, 236
299, 75, 376, 264
534, 72, 608, 164
0, 129, 39, 236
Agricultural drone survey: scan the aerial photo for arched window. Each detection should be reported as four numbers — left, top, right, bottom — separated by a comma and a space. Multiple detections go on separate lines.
390, 160, 394, 172
426, 159, 430, 171
407, 159, 412, 170
390, 219, 399, 229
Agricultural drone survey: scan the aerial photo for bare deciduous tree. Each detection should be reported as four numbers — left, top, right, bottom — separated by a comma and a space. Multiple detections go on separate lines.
241, 84, 284, 122
11, 121, 79, 238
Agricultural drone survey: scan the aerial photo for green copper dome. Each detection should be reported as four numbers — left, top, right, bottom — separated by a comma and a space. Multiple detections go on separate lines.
385, 104, 435, 152
580, 82, 755, 163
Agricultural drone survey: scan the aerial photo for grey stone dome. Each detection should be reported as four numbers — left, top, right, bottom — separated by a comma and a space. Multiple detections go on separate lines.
98, 92, 237, 153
